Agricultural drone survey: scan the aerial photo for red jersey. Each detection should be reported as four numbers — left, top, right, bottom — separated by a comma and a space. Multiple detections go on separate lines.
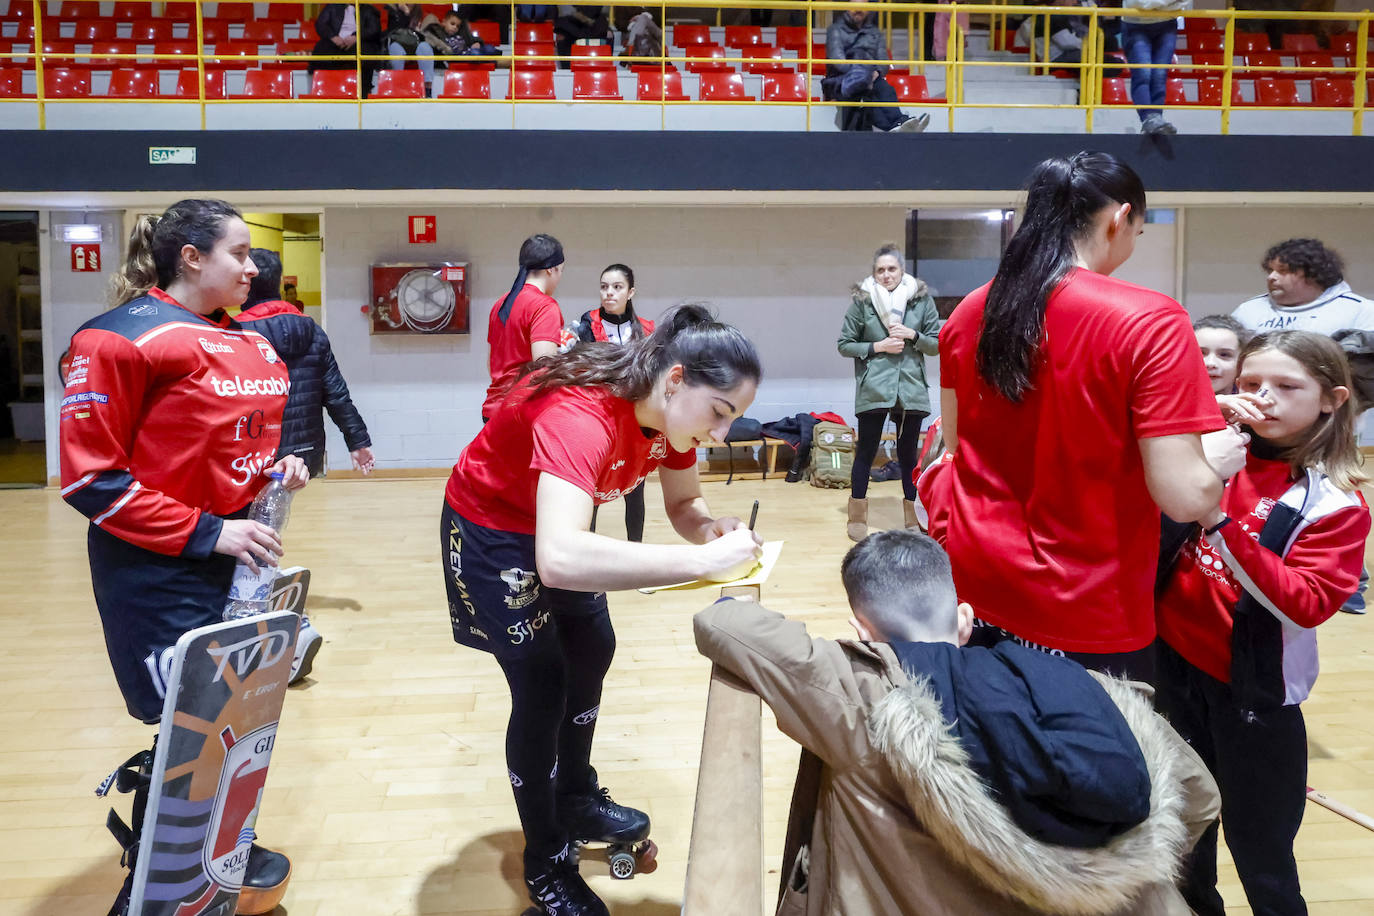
482, 283, 564, 419
60, 289, 289, 558
939, 270, 1224, 653
1157, 452, 1368, 684
446, 381, 696, 534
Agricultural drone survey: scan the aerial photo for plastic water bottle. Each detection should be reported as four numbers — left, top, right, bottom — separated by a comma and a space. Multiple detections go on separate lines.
223, 472, 294, 620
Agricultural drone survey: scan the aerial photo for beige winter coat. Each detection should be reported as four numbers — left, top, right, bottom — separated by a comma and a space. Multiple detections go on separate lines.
693, 601, 1220, 916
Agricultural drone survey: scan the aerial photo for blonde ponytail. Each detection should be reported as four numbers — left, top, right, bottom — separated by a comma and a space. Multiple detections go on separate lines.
108, 215, 160, 308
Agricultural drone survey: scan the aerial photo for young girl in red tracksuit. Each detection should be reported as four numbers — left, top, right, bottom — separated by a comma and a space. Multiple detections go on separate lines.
60, 199, 309, 916
1156, 329, 1370, 916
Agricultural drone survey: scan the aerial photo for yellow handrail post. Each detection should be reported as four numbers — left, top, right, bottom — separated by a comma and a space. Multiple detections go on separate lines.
1354, 15, 1369, 135
352, 0, 362, 127
917, 6, 925, 76
1220, 9, 1234, 135
805, 0, 813, 133
907, 10, 913, 73
661, 0, 668, 131
32, 0, 45, 130
194, 0, 206, 129
1081, 7, 1094, 134
510, 0, 516, 127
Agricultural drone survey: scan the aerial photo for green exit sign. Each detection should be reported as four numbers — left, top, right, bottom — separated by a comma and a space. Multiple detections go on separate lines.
148, 146, 197, 165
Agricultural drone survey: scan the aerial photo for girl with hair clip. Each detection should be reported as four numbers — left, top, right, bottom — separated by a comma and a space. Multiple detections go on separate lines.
60, 200, 309, 916
837, 242, 941, 541
483, 233, 567, 423
927, 151, 1246, 682
1156, 330, 1371, 916
570, 263, 654, 542
440, 303, 763, 916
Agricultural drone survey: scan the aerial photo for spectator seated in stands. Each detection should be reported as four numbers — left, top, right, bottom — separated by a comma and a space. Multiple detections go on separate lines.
384, 3, 439, 96
619, 10, 662, 68
694, 529, 1220, 916
516, 4, 557, 21
425, 9, 501, 64
823, 0, 929, 133
554, 5, 612, 69
310, 2, 384, 98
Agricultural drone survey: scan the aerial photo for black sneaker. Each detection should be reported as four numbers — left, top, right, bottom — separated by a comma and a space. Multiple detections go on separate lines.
558, 781, 651, 845
525, 857, 608, 916
870, 460, 901, 482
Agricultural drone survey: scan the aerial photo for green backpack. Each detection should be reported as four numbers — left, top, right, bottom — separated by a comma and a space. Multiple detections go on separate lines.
807, 421, 856, 488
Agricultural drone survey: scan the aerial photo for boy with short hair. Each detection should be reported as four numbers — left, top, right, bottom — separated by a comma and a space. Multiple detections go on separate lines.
693, 530, 1219, 915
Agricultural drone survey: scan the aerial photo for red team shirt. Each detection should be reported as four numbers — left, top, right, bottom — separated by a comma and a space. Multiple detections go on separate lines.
60, 288, 289, 557
1157, 453, 1369, 683
447, 381, 696, 535
939, 270, 1225, 653
482, 284, 564, 420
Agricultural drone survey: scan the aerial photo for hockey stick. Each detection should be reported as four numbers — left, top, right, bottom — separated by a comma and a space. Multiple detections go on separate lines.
1306, 786, 1374, 832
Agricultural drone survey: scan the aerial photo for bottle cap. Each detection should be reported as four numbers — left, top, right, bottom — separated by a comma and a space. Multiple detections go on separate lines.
267, 471, 284, 481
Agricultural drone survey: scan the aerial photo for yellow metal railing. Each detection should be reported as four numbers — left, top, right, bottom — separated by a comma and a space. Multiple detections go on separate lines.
0, 1, 1370, 134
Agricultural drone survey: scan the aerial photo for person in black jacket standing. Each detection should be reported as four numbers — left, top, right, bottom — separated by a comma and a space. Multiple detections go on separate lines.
240, 249, 375, 683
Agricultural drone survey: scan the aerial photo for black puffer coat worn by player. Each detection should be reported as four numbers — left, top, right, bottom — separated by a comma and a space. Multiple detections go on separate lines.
238, 299, 371, 477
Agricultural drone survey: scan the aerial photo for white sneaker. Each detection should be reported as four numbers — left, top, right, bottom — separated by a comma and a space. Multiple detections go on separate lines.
891, 112, 930, 133
290, 617, 323, 685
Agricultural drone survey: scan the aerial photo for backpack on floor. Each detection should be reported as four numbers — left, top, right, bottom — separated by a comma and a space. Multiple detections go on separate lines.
808, 421, 855, 488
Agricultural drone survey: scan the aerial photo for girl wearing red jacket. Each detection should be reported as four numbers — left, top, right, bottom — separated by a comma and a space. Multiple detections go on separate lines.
1156, 330, 1370, 916
60, 199, 308, 915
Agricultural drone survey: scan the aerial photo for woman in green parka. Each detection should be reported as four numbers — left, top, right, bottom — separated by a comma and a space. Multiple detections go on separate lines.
837, 242, 941, 541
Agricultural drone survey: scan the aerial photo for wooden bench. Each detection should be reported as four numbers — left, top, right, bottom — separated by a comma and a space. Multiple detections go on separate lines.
697, 431, 900, 483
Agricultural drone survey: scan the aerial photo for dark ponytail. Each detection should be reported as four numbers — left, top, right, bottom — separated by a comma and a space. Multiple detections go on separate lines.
109, 198, 242, 307
601, 262, 645, 339
529, 302, 761, 400
498, 233, 565, 323
977, 152, 1146, 402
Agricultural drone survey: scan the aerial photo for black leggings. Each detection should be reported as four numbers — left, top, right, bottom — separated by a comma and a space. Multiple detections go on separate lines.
589, 480, 646, 542
851, 406, 927, 500
495, 612, 617, 863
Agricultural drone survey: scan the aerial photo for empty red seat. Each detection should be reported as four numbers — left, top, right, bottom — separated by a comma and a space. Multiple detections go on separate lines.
805, 42, 827, 76
206, 41, 257, 69
1311, 76, 1353, 107
635, 68, 687, 100
723, 25, 762, 48
1184, 32, 1223, 53
1255, 77, 1301, 106
112, 2, 151, 19
1179, 50, 1223, 77
775, 25, 809, 53
513, 21, 553, 44
105, 66, 160, 96
1197, 77, 1244, 106
162, 2, 198, 19
38, 39, 78, 69
469, 21, 500, 46
217, 2, 256, 18
58, 1, 99, 17
176, 67, 226, 99
308, 69, 356, 97
1295, 51, 1334, 71
86, 41, 139, 69
128, 18, 175, 42
236, 67, 293, 98
509, 68, 554, 98
743, 44, 788, 75
71, 20, 118, 42
266, 3, 306, 20
1243, 51, 1283, 78
887, 72, 930, 103
762, 72, 809, 102
152, 40, 197, 65
0, 66, 27, 97
514, 41, 556, 70
376, 68, 424, 97
1328, 33, 1358, 57
44, 66, 89, 96
263, 38, 313, 69
1181, 16, 1220, 34
1166, 76, 1186, 104
570, 42, 613, 70
241, 21, 284, 45
699, 71, 753, 101
671, 23, 710, 47
199, 19, 232, 45
1232, 32, 1270, 54
685, 44, 729, 74
440, 68, 490, 98
572, 68, 620, 99
1281, 33, 1320, 53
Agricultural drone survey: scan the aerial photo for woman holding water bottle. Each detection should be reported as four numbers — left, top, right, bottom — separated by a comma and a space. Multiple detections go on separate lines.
59, 198, 307, 915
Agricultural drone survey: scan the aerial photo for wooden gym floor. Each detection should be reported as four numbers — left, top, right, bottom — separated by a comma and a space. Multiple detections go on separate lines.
1, 476, 1372, 915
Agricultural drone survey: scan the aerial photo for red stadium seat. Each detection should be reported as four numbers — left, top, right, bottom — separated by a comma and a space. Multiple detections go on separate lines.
1184, 32, 1223, 53
241, 21, 284, 45
128, 18, 175, 42
1197, 77, 1244, 106
263, 37, 312, 69
1255, 77, 1301, 106
1178, 50, 1223, 78
1281, 33, 1320, 53
572, 68, 620, 99
199, 19, 231, 45
216, 3, 255, 20
508, 68, 554, 98
105, 66, 160, 96
1328, 33, 1358, 57
514, 41, 555, 70
151, 40, 197, 65
376, 68, 424, 97
1232, 32, 1270, 54
162, 2, 198, 18
236, 67, 293, 98
266, 3, 307, 20
1243, 51, 1283, 78
71, 20, 118, 42
294, 18, 318, 41
308, 69, 356, 97
44, 66, 89, 96
469, 20, 500, 46
1295, 51, 1334, 71
513, 21, 553, 44
175, 67, 225, 99
684, 44, 729, 74
206, 40, 257, 69
1181, 16, 1220, 34
887, 72, 930, 103
440, 68, 490, 98
743, 44, 789, 75
723, 25, 762, 48
38, 39, 78, 69
699, 71, 753, 101
672, 24, 711, 47
0, 67, 28, 97
570, 42, 613, 70
1311, 76, 1353, 107
112, 0, 152, 17
762, 72, 809, 102
635, 68, 687, 100
1166, 76, 1186, 104
87, 41, 140, 69
805, 42, 827, 76
58, 1, 100, 17
775, 25, 809, 53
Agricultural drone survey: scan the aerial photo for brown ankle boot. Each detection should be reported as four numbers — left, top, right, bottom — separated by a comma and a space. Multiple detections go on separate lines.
847, 497, 868, 542
903, 499, 922, 531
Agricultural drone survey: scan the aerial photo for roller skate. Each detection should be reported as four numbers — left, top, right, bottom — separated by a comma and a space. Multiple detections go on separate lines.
557, 768, 657, 879
289, 614, 322, 685
522, 846, 609, 916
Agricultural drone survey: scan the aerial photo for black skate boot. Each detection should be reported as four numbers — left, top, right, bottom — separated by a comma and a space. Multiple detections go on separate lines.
96, 745, 155, 916
556, 767, 650, 845
523, 847, 609, 916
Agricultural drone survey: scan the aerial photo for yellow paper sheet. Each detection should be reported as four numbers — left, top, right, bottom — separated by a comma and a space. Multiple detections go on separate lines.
637, 540, 784, 594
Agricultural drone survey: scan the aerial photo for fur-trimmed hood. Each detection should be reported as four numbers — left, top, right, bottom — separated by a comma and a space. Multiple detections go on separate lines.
869, 669, 1190, 915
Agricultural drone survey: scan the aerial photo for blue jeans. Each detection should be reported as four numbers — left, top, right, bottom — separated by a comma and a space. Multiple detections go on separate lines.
1121, 19, 1177, 121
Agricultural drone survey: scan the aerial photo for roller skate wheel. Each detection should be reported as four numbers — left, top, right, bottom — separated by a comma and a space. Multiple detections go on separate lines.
609, 850, 637, 879
636, 839, 658, 874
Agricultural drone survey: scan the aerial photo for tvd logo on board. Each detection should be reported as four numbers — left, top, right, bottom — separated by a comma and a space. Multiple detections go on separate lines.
210, 375, 289, 397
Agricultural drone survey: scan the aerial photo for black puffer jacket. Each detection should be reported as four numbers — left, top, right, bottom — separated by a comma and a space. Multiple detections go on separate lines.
238, 300, 371, 477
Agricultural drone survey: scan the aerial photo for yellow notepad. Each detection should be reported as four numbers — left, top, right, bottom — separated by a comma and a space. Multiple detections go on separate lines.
638, 541, 784, 594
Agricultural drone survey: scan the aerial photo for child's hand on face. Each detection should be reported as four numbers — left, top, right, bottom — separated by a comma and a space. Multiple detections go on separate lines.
1217, 391, 1273, 424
